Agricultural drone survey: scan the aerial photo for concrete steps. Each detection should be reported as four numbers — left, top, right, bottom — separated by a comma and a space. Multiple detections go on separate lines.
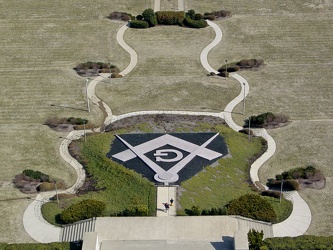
60, 217, 96, 242
236, 216, 274, 239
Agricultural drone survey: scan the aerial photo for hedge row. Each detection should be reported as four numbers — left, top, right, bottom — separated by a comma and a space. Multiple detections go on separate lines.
263, 235, 333, 250
115, 205, 149, 216
156, 11, 185, 25
129, 20, 149, 29
60, 199, 106, 224
183, 16, 208, 28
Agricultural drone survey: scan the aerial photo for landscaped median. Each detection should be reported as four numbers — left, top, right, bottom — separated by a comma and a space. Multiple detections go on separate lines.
41, 115, 292, 226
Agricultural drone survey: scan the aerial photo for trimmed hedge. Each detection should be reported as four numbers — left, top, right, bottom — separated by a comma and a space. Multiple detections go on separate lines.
263, 235, 333, 250
60, 199, 106, 224
156, 11, 185, 25
261, 190, 282, 199
129, 20, 149, 29
116, 205, 149, 216
227, 194, 277, 222
183, 16, 207, 28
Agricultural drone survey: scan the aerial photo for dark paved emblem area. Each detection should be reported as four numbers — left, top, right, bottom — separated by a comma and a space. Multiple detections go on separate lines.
107, 133, 228, 185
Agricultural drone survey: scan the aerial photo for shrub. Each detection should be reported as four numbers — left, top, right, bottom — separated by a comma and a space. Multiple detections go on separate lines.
248, 229, 265, 250
238, 58, 264, 68
156, 11, 185, 25
183, 16, 208, 28
203, 14, 216, 20
187, 9, 195, 19
60, 199, 106, 224
218, 71, 229, 77
108, 11, 134, 21
264, 235, 333, 250
38, 181, 65, 192
116, 205, 148, 216
218, 64, 240, 73
67, 117, 88, 125
130, 20, 149, 29
142, 8, 157, 27
185, 205, 202, 216
261, 190, 282, 199
239, 128, 253, 135
207, 10, 231, 18
193, 13, 203, 20
111, 72, 123, 78
136, 14, 143, 20
227, 194, 277, 222
23, 169, 49, 182
248, 112, 275, 127
267, 179, 300, 191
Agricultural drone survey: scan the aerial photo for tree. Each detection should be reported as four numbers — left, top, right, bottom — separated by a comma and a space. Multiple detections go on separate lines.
248, 229, 265, 250
142, 8, 157, 27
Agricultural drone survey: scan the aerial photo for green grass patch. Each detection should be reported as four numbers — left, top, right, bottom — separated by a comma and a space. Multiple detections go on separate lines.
263, 196, 293, 223
0, 242, 80, 250
177, 124, 265, 212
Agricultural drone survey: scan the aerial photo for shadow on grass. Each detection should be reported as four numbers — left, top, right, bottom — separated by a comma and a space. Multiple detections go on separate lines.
50, 104, 87, 112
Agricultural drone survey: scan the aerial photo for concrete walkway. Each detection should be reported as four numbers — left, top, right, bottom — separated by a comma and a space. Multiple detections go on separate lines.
23, 13, 312, 244
156, 186, 177, 216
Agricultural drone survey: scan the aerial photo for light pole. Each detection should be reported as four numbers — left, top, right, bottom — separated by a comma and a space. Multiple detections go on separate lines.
85, 78, 90, 112
279, 179, 284, 203
225, 59, 228, 80
84, 121, 86, 142
248, 117, 251, 141
243, 82, 246, 115
54, 181, 59, 204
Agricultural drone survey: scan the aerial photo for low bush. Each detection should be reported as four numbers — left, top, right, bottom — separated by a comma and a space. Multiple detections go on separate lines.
267, 179, 300, 191
60, 199, 106, 224
183, 16, 208, 28
142, 8, 157, 27
116, 205, 148, 216
248, 229, 265, 250
37, 181, 65, 192
129, 20, 149, 29
239, 128, 253, 136
67, 117, 88, 125
238, 58, 264, 68
108, 11, 134, 21
201, 207, 227, 215
227, 194, 277, 222
205, 10, 231, 18
247, 112, 289, 128
261, 190, 282, 199
23, 169, 49, 182
111, 72, 123, 78
156, 11, 185, 25
203, 14, 216, 20
218, 64, 240, 73
279, 165, 318, 180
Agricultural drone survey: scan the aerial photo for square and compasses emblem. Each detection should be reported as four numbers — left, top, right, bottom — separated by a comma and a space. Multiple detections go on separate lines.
107, 133, 229, 185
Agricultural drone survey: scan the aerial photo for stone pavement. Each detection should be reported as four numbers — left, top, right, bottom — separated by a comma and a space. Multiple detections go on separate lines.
23, 10, 312, 245
156, 186, 177, 216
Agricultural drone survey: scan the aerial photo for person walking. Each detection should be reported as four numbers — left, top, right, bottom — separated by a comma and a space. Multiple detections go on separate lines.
170, 198, 174, 206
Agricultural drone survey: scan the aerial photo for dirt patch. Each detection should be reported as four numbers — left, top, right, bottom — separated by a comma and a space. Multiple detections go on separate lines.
105, 114, 226, 132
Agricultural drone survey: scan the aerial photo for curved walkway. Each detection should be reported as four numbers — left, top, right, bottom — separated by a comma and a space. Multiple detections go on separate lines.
23, 17, 311, 243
